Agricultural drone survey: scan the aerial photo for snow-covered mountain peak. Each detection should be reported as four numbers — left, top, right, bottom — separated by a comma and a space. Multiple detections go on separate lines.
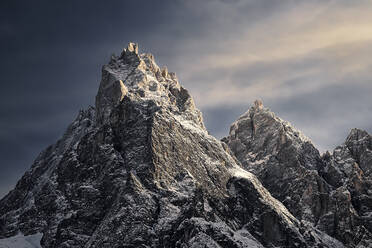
1, 43, 368, 248
95, 42, 204, 128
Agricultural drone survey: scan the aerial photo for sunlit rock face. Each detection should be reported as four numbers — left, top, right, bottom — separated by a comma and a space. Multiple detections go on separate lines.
223, 102, 330, 225
95, 42, 204, 129
0, 43, 347, 248
224, 102, 372, 247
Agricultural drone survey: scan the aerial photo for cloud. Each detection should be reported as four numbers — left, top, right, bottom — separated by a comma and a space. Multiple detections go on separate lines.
185, 39, 372, 107
202, 79, 372, 152
158, 0, 372, 152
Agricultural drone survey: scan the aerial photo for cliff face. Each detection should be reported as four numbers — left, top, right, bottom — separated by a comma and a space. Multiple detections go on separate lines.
0, 43, 368, 248
319, 129, 372, 246
224, 101, 372, 247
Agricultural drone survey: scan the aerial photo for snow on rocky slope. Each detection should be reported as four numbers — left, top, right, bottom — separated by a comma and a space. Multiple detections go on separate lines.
224, 100, 372, 247
0, 43, 355, 247
0, 233, 42, 248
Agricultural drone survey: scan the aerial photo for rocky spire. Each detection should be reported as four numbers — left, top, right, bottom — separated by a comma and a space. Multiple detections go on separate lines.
227, 100, 312, 166
225, 100, 327, 224
253, 99, 263, 110
225, 102, 372, 247
0, 43, 351, 248
95, 42, 204, 128
123, 42, 138, 54
344, 128, 372, 175
119, 42, 140, 62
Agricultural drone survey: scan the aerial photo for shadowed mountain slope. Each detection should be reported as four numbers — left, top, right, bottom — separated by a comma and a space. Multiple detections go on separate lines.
224, 100, 372, 247
0, 44, 354, 248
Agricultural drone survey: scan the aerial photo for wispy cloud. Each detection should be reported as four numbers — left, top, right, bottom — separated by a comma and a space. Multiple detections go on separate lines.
168, 1, 372, 105
156, 0, 372, 149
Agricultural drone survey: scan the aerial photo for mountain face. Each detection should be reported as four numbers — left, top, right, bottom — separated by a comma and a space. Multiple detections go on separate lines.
0, 43, 369, 248
224, 100, 372, 247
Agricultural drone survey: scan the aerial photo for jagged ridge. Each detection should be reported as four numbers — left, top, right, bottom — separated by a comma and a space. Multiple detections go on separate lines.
224, 100, 372, 247
0, 43, 366, 248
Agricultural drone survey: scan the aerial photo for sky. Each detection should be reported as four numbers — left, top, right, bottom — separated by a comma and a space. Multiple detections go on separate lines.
1, 0, 372, 198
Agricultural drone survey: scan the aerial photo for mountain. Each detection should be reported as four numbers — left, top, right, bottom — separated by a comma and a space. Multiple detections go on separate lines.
223, 100, 372, 247
0, 43, 369, 247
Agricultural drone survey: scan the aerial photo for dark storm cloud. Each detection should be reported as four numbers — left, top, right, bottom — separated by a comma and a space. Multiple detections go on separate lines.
1, 0, 372, 198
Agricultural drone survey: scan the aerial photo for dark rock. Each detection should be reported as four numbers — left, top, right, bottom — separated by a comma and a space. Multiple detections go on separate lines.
225, 101, 372, 247
0, 44, 348, 248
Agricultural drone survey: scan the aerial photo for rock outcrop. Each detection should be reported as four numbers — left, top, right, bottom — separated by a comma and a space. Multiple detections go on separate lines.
224, 101, 372, 247
319, 128, 372, 246
0, 43, 364, 247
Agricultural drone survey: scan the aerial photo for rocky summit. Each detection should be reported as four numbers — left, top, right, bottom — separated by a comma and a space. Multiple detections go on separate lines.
0, 43, 370, 248
224, 100, 372, 247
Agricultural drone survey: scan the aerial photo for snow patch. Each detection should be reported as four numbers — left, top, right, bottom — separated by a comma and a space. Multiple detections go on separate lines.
0, 233, 43, 248
173, 115, 207, 136
230, 166, 297, 225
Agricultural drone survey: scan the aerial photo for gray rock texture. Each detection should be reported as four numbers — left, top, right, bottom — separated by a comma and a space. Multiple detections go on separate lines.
224, 102, 372, 247
0, 43, 359, 247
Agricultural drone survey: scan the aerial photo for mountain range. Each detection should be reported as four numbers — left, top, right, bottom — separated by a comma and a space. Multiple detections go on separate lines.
0, 43, 371, 248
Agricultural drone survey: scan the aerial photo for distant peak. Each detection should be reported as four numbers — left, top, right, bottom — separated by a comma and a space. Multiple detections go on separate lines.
253, 99, 264, 110
346, 128, 369, 143
348, 128, 368, 135
228, 99, 312, 160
